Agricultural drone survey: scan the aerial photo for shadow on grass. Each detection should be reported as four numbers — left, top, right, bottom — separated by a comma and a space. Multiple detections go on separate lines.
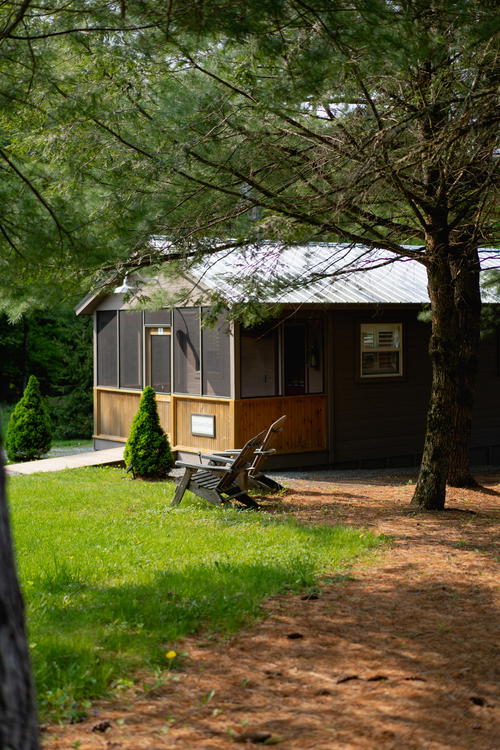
29, 511, 382, 721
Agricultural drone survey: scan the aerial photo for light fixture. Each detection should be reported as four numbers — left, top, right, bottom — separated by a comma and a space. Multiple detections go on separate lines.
114, 274, 135, 294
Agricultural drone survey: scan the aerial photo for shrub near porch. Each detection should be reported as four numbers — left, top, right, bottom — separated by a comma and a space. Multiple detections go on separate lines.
9, 467, 384, 721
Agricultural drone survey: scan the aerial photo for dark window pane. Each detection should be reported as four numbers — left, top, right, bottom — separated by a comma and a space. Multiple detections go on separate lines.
173, 308, 201, 394
241, 324, 277, 398
307, 319, 324, 393
96, 311, 117, 386
151, 335, 171, 393
362, 351, 400, 376
145, 310, 171, 326
119, 311, 143, 389
284, 323, 306, 395
202, 309, 231, 397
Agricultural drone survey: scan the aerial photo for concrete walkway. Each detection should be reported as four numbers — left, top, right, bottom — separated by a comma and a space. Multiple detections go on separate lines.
5, 447, 124, 476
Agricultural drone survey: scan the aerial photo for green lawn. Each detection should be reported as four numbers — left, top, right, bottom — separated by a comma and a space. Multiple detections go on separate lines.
8, 467, 384, 722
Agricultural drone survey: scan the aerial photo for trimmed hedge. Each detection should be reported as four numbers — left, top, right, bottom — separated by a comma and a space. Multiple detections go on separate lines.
5, 375, 52, 462
124, 387, 173, 478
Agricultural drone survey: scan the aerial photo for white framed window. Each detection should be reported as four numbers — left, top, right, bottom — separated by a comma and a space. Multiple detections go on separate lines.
360, 323, 402, 378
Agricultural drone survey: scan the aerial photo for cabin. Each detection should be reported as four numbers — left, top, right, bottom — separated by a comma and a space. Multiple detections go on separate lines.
76, 243, 500, 469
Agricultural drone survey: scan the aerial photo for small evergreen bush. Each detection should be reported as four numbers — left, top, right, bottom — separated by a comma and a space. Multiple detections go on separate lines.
124, 386, 173, 478
5, 375, 52, 462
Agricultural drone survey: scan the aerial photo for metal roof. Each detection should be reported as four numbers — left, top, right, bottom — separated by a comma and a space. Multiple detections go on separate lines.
190, 243, 500, 305
76, 242, 500, 314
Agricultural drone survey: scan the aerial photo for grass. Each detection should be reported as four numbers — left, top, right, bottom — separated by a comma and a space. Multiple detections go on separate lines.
9, 467, 384, 722
49, 438, 93, 449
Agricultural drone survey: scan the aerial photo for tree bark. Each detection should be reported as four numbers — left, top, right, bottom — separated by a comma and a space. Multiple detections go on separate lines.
447, 247, 482, 487
411, 251, 459, 510
0, 460, 39, 750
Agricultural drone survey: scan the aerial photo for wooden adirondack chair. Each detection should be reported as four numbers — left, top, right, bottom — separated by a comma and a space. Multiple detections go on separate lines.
171, 430, 266, 509
208, 415, 287, 492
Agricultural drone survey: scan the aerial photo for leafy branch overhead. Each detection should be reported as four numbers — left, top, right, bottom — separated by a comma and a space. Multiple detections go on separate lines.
0, 1, 498, 312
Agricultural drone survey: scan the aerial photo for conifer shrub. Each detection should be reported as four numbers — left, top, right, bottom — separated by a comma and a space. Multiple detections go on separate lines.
5, 375, 52, 462
124, 386, 173, 478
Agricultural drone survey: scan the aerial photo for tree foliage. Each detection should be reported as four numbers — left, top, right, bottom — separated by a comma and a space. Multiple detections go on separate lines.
0, 311, 93, 439
0, 2, 499, 496
124, 387, 173, 479
5, 375, 52, 462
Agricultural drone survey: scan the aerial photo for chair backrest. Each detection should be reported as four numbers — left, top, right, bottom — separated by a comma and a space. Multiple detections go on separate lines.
250, 415, 287, 474
218, 429, 267, 491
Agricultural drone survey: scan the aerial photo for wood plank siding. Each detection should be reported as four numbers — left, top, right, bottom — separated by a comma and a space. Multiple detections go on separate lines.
95, 388, 171, 443
234, 395, 328, 453
174, 396, 233, 452
94, 388, 327, 456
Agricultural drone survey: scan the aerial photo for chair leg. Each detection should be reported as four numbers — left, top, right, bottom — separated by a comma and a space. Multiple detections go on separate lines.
171, 469, 194, 507
249, 474, 283, 492
225, 489, 259, 509
238, 493, 259, 509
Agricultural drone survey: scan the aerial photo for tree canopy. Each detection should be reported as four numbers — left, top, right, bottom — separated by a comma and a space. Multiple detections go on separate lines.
1, 1, 497, 310
1, 0, 498, 505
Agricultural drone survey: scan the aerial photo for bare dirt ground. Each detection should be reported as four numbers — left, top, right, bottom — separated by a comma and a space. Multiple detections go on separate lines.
43, 473, 499, 750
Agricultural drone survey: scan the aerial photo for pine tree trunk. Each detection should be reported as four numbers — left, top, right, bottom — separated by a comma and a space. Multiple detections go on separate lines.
0, 461, 40, 750
447, 248, 482, 487
411, 252, 459, 510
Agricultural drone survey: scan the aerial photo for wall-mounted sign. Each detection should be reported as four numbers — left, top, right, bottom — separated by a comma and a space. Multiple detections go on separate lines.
191, 414, 216, 438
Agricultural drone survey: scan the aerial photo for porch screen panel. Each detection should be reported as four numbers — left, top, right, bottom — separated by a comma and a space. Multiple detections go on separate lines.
241, 324, 277, 398
151, 335, 171, 393
145, 310, 171, 326
307, 319, 324, 393
96, 311, 118, 386
173, 308, 201, 394
284, 322, 306, 395
119, 311, 143, 389
202, 309, 231, 397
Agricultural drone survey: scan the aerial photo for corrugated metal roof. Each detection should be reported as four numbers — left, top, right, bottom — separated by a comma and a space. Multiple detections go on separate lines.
190, 243, 500, 305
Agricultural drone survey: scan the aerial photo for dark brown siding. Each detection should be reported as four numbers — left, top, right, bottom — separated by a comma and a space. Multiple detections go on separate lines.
332, 308, 432, 466
471, 329, 500, 463
332, 309, 500, 467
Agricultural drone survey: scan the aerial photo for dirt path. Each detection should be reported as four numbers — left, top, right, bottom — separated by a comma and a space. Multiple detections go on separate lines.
43, 474, 499, 750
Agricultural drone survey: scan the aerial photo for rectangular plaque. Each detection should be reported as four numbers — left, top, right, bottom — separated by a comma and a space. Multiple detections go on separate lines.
190, 414, 216, 438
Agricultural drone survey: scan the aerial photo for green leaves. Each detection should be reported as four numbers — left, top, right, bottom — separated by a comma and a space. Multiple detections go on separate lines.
0, 0, 497, 313
5, 375, 52, 461
124, 387, 174, 478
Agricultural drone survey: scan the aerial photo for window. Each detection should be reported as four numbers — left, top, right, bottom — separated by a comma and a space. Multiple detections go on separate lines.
241, 323, 278, 398
307, 319, 324, 393
360, 323, 402, 377
284, 322, 306, 395
240, 318, 325, 398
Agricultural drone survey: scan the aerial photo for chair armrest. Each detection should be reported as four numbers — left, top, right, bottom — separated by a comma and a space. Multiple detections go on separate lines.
175, 461, 231, 473
202, 453, 236, 464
